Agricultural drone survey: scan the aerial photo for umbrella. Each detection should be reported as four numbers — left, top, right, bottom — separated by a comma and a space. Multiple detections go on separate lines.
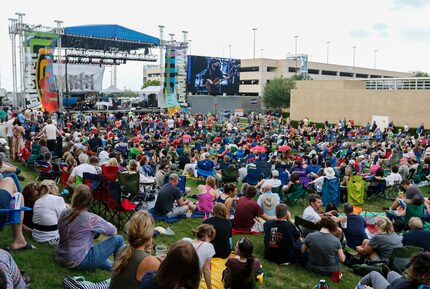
278, 145, 292, 152
251, 145, 266, 153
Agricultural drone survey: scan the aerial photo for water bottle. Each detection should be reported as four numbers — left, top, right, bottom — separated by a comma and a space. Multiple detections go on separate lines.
9, 196, 16, 209
319, 280, 329, 289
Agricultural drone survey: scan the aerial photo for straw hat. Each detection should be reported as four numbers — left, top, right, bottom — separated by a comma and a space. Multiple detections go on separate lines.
324, 167, 335, 177
262, 195, 277, 210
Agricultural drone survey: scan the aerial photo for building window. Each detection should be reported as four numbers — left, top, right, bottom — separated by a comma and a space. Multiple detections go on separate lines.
321, 70, 337, 76
339, 72, 354, 77
288, 67, 298, 73
240, 80, 259, 85
240, 66, 259, 72
370, 75, 382, 78
356, 73, 368, 78
308, 69, 320, 75
267, 67, 277, 72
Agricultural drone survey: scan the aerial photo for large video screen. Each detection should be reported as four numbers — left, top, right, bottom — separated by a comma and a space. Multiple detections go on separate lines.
187, 55, 240, 95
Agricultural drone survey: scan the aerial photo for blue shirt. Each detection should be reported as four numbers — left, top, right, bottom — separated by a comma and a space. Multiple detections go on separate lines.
402, 228, 430, 251
343, 214, 368, 248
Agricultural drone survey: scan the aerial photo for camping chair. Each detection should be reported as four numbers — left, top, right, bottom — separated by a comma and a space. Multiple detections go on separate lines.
0, 206, 32, 230
27, 142, 42, 165
256, 161, 272, 179
128, 148, 141, 160
279, 172, 289, 186
367, 178, 387, 200
286, 183, 308, 206
115, 144, 128, 159
101, 165, 119, 182
83, 172, 107, 217
390, 246, 423, 274
104, 180, 138, 230
242, 168, 262, 186
321, 177, 340, 207
272, 186, 285, 202
196, 160, 216, 178
221, 165, 239, 184
385, 180, 401, 201
295, 215, 319, 238
405, 204, 425, 226
347, 175, 366, 206
118, 172, 140, 198
34, 160, 60, 182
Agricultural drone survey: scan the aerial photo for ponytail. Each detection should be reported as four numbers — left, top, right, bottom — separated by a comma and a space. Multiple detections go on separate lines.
113, 245, 134, 274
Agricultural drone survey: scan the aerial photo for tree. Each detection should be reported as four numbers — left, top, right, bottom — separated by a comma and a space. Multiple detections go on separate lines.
141, 80, 161, 89
413, 71, 429, 77
262, 76, 296, 112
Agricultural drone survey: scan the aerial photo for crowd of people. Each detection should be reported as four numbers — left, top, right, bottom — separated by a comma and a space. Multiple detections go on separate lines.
0, 108, 430, 289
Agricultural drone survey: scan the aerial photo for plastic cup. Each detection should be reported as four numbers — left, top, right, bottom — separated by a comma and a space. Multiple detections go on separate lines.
155, 244, 167, 257
340, 220, 347, 229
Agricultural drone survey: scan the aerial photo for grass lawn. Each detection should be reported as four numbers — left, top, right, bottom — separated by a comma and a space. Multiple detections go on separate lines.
2, 163, 430, 289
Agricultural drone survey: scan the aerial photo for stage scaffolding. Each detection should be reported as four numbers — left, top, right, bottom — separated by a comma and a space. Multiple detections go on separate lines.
8, 14, 167, 110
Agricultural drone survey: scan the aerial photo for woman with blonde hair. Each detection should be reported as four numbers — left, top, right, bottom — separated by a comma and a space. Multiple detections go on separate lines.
356, 216, 402, 261
196, 176, 218, 214
32, 180, 66, 244
109, 211, 160, 289
189, 224, 216, 289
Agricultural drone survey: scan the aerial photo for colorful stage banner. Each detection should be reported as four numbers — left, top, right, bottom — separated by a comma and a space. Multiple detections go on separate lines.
164, 48, 181, 115
24, 32, 58, 112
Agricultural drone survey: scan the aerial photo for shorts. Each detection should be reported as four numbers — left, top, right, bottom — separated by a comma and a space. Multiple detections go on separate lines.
0, 189, 12, 229
166, 206, 188, 218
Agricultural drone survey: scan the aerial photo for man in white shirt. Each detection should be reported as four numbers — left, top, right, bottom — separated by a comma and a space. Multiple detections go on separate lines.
36, 118, 64, 152
303, 194, 345, 238
67, 154, 97, 188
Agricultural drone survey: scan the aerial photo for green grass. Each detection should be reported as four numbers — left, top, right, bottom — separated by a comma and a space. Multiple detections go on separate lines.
2, 163, 430, 289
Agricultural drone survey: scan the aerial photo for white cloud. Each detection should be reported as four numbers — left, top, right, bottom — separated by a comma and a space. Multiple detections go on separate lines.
373, 23, 389, 37
401, 29, 430, 41
350, 29, 371, 38
393, 0, 430, 9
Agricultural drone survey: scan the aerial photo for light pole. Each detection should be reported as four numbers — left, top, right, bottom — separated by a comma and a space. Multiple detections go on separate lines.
373, 49, 378, 69
188, 39, 192, 55
158, 25, 165, 92
326, 41, 330, 64
260, 48, 264, 58
352, 46, 356, 67
252, 28, 257, 59
228, 44, 232, 58
294, 35, 299, 75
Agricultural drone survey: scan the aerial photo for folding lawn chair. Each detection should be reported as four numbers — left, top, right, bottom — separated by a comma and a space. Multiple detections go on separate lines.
322, 177, 340, 207
242, 168, 262, 186
83, 172, 108, 217
347, 175, 366, 206
295, 215, 319, 238
256, 161, 272, 179
286, 183, 308, 206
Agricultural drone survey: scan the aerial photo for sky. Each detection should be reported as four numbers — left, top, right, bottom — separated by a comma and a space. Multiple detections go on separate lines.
1, 0, 430, 91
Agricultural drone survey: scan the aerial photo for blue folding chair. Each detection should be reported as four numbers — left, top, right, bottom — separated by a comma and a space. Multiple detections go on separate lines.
243, 168, 262, 185
196, 160, 215, 178
321, 177, 340, 207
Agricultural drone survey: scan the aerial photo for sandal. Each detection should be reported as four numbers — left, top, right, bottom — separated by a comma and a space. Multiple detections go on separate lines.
4, 243, 35, 252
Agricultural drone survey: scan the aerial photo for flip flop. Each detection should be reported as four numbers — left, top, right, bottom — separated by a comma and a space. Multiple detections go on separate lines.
4, 243, 35, 252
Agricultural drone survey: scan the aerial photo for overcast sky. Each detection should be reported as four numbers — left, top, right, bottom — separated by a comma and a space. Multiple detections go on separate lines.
1, 0, 430, 90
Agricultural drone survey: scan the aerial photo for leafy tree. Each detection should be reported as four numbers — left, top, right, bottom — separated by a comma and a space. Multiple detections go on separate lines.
413, 71, 429, 77
121, 89, 138, 97
262, 76, 296, 112
141, 80, 161, 89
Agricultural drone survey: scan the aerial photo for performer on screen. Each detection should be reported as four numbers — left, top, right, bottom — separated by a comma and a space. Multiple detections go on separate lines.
203, 59, 227, 95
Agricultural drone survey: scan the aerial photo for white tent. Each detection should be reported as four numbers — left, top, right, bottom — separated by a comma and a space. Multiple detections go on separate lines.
102, 85, 124, 94
137, 86, 165, 108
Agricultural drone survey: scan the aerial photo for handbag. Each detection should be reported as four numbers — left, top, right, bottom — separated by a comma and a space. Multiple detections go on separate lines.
63, 276, 110, 289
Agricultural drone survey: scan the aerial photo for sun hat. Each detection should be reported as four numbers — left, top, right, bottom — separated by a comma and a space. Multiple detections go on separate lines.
262, 195, 277, 210
324, 167, 335, 177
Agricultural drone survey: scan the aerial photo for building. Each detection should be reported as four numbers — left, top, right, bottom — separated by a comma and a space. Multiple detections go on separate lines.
143, 58, 412, 97
239, 58, 412, 96
290, 78, 430, 128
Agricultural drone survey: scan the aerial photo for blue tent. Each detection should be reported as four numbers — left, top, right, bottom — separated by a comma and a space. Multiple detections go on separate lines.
62, 24, 160, 51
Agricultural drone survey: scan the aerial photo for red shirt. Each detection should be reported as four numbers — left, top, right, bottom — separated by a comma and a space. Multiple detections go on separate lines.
233, 196, 263, 231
